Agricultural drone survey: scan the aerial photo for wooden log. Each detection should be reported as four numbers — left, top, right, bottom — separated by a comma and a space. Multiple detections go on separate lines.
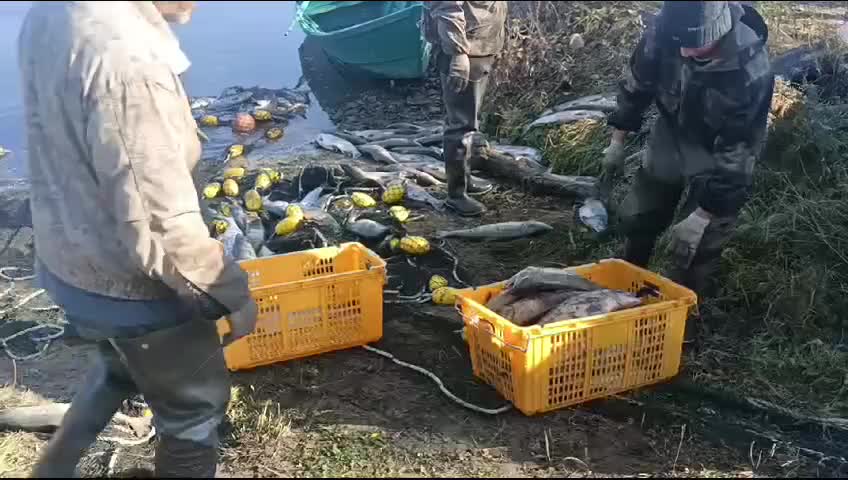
475, 148, 599, 199
0, 403, 69, 433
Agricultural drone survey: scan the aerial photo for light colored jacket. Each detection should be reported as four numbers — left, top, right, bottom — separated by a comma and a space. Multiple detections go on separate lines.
423, 1, 507, 57
18, 1, 250, 316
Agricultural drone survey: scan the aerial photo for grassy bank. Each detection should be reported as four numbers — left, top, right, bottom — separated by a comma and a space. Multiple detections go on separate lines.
485, 1, 848, 418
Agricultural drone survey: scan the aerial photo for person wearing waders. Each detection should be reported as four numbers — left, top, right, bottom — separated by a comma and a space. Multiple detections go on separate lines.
19, 1, 257, 477
424, 1, 507, 216
603, 1, 774, 298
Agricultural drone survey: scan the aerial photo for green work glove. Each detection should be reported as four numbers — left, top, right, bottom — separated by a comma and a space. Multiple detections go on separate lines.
447, 54, 471, 93
222, 298, 258, 346
668, 209, 711, 270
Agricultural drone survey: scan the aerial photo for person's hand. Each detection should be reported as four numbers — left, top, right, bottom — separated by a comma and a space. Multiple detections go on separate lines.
601, 137, 627, 179
222, 298, 257, 346
447, 54, 471, 93
668, 209, 711, 269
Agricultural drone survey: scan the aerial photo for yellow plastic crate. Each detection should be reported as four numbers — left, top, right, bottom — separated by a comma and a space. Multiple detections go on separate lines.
456, 259, 697, 416
217, 242, 386, 371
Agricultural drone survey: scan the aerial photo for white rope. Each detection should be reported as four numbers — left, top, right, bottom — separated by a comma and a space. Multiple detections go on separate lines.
101, 426, 157, 447
0, 267, 35, 282
362, 345, 512, 415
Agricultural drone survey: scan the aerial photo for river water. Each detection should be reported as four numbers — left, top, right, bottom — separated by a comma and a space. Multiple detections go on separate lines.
0, 1, 335, 179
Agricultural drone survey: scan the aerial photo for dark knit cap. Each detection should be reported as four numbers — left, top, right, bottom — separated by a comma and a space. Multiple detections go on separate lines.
659, 1, 733, 48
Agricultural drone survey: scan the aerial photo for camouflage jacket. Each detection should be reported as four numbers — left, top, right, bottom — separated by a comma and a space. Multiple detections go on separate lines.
607, 3, 775, 217
423, 1, 507, 57
18, 2, 250, 317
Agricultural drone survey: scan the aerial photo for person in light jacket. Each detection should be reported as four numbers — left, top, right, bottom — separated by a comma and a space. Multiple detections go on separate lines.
19, 1, 256, 476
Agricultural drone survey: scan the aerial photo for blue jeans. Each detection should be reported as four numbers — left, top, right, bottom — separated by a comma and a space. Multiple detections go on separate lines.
32, 263, 231, 478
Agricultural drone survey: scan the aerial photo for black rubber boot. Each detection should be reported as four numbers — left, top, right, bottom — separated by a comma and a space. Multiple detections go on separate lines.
444, 136, 486, 217
155, 436, 219, 478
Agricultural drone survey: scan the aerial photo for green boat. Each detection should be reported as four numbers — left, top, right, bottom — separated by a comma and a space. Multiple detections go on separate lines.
295, 1, 432, 80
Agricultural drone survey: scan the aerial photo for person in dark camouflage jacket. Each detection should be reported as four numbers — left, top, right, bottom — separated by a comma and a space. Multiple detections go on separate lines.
604, 1, 775, 297
423, 1, 507, 216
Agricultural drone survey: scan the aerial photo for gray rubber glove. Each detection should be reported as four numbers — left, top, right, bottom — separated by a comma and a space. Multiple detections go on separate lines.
447, 54, 471, 93
601, 139, 627, 178
222, 298, 258, 346
668, 209, 711, 269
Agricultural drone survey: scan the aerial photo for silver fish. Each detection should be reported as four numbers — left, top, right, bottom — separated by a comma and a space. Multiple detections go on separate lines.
329, 131, 368, 146
350, 129, 400, 142
389, 146, 443, 160
243, 213, 266, 251
405, 182, 444, 211
189, 97, 216, 110
414, 133, 444, 146
298, 186, 325, 209
393, 153, 440, 164
489, 144, 544, 165
541, 93, 618, 117
506, 267, 600, 295
523, 109, 607, 133
340, 164, 392, 187
213, 91, 254, 110
536, 289, 642, 326
385, 122, 426, 132
258, 245, 275, 257
316, 133, 361, 158
578, 198, 608, 233
358, 144, 399, 165
377, 165, 443, 187
219, 216, 256, 261
365, 138, 422, 149
436, 221, 553, 242
346, 219, 391, 240
262, 198, 289, 218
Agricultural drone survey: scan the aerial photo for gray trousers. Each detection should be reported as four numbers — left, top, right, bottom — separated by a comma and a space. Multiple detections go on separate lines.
32, 318, 231, 478
618, 116, 750, 297
440, 54, 494, 196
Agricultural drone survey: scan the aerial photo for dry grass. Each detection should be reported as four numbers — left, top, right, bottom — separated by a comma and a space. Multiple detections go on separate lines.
0, 387, 51, 477
483, 1, 848, 419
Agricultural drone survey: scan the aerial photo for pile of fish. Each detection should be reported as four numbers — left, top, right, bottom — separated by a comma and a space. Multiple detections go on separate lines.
484, 267, 643, 327
189, 83, 311, 143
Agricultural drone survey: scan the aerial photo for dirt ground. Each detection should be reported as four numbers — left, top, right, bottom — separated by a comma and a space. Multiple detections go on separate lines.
0, 178, 843, 478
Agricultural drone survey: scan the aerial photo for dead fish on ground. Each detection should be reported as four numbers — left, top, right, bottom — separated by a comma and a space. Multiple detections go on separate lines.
189, 97, 216, 110
385, 122, 427, 132
329, 130, 369, 145
506, 266, 600, 295
212, 91, 254, 110
392, 153, 441, 165
578, 198, 608, 233
340, 164, 393, 187
219, 216, 257, 261
297, 186, 325, 209
536, 289, 642, 326
345, 218, 391, 241
436, 221, 553, 242
349, 129, 401, 142
523, 109, 607, 133
540, 93, 618, 117
390, 146, 443, 159
244, 213, 267, 251
358, 144, 399, 165
365, 138, 422, 149
316, 133, 361, 158
378, 165, 444, 187
489, 144, 544, 165
405, 182, 445, 211
414, 133, 444, 146
495, 290, 578, 326
262, 198, 289, 218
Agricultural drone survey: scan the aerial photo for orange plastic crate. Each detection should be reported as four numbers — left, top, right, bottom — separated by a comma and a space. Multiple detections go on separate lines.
456, 259, 697, 416
217, 242, 386, 371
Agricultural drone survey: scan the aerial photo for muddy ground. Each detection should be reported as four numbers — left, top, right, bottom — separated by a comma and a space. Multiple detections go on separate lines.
0, 171, 844, 478
3, 3, 848, 474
